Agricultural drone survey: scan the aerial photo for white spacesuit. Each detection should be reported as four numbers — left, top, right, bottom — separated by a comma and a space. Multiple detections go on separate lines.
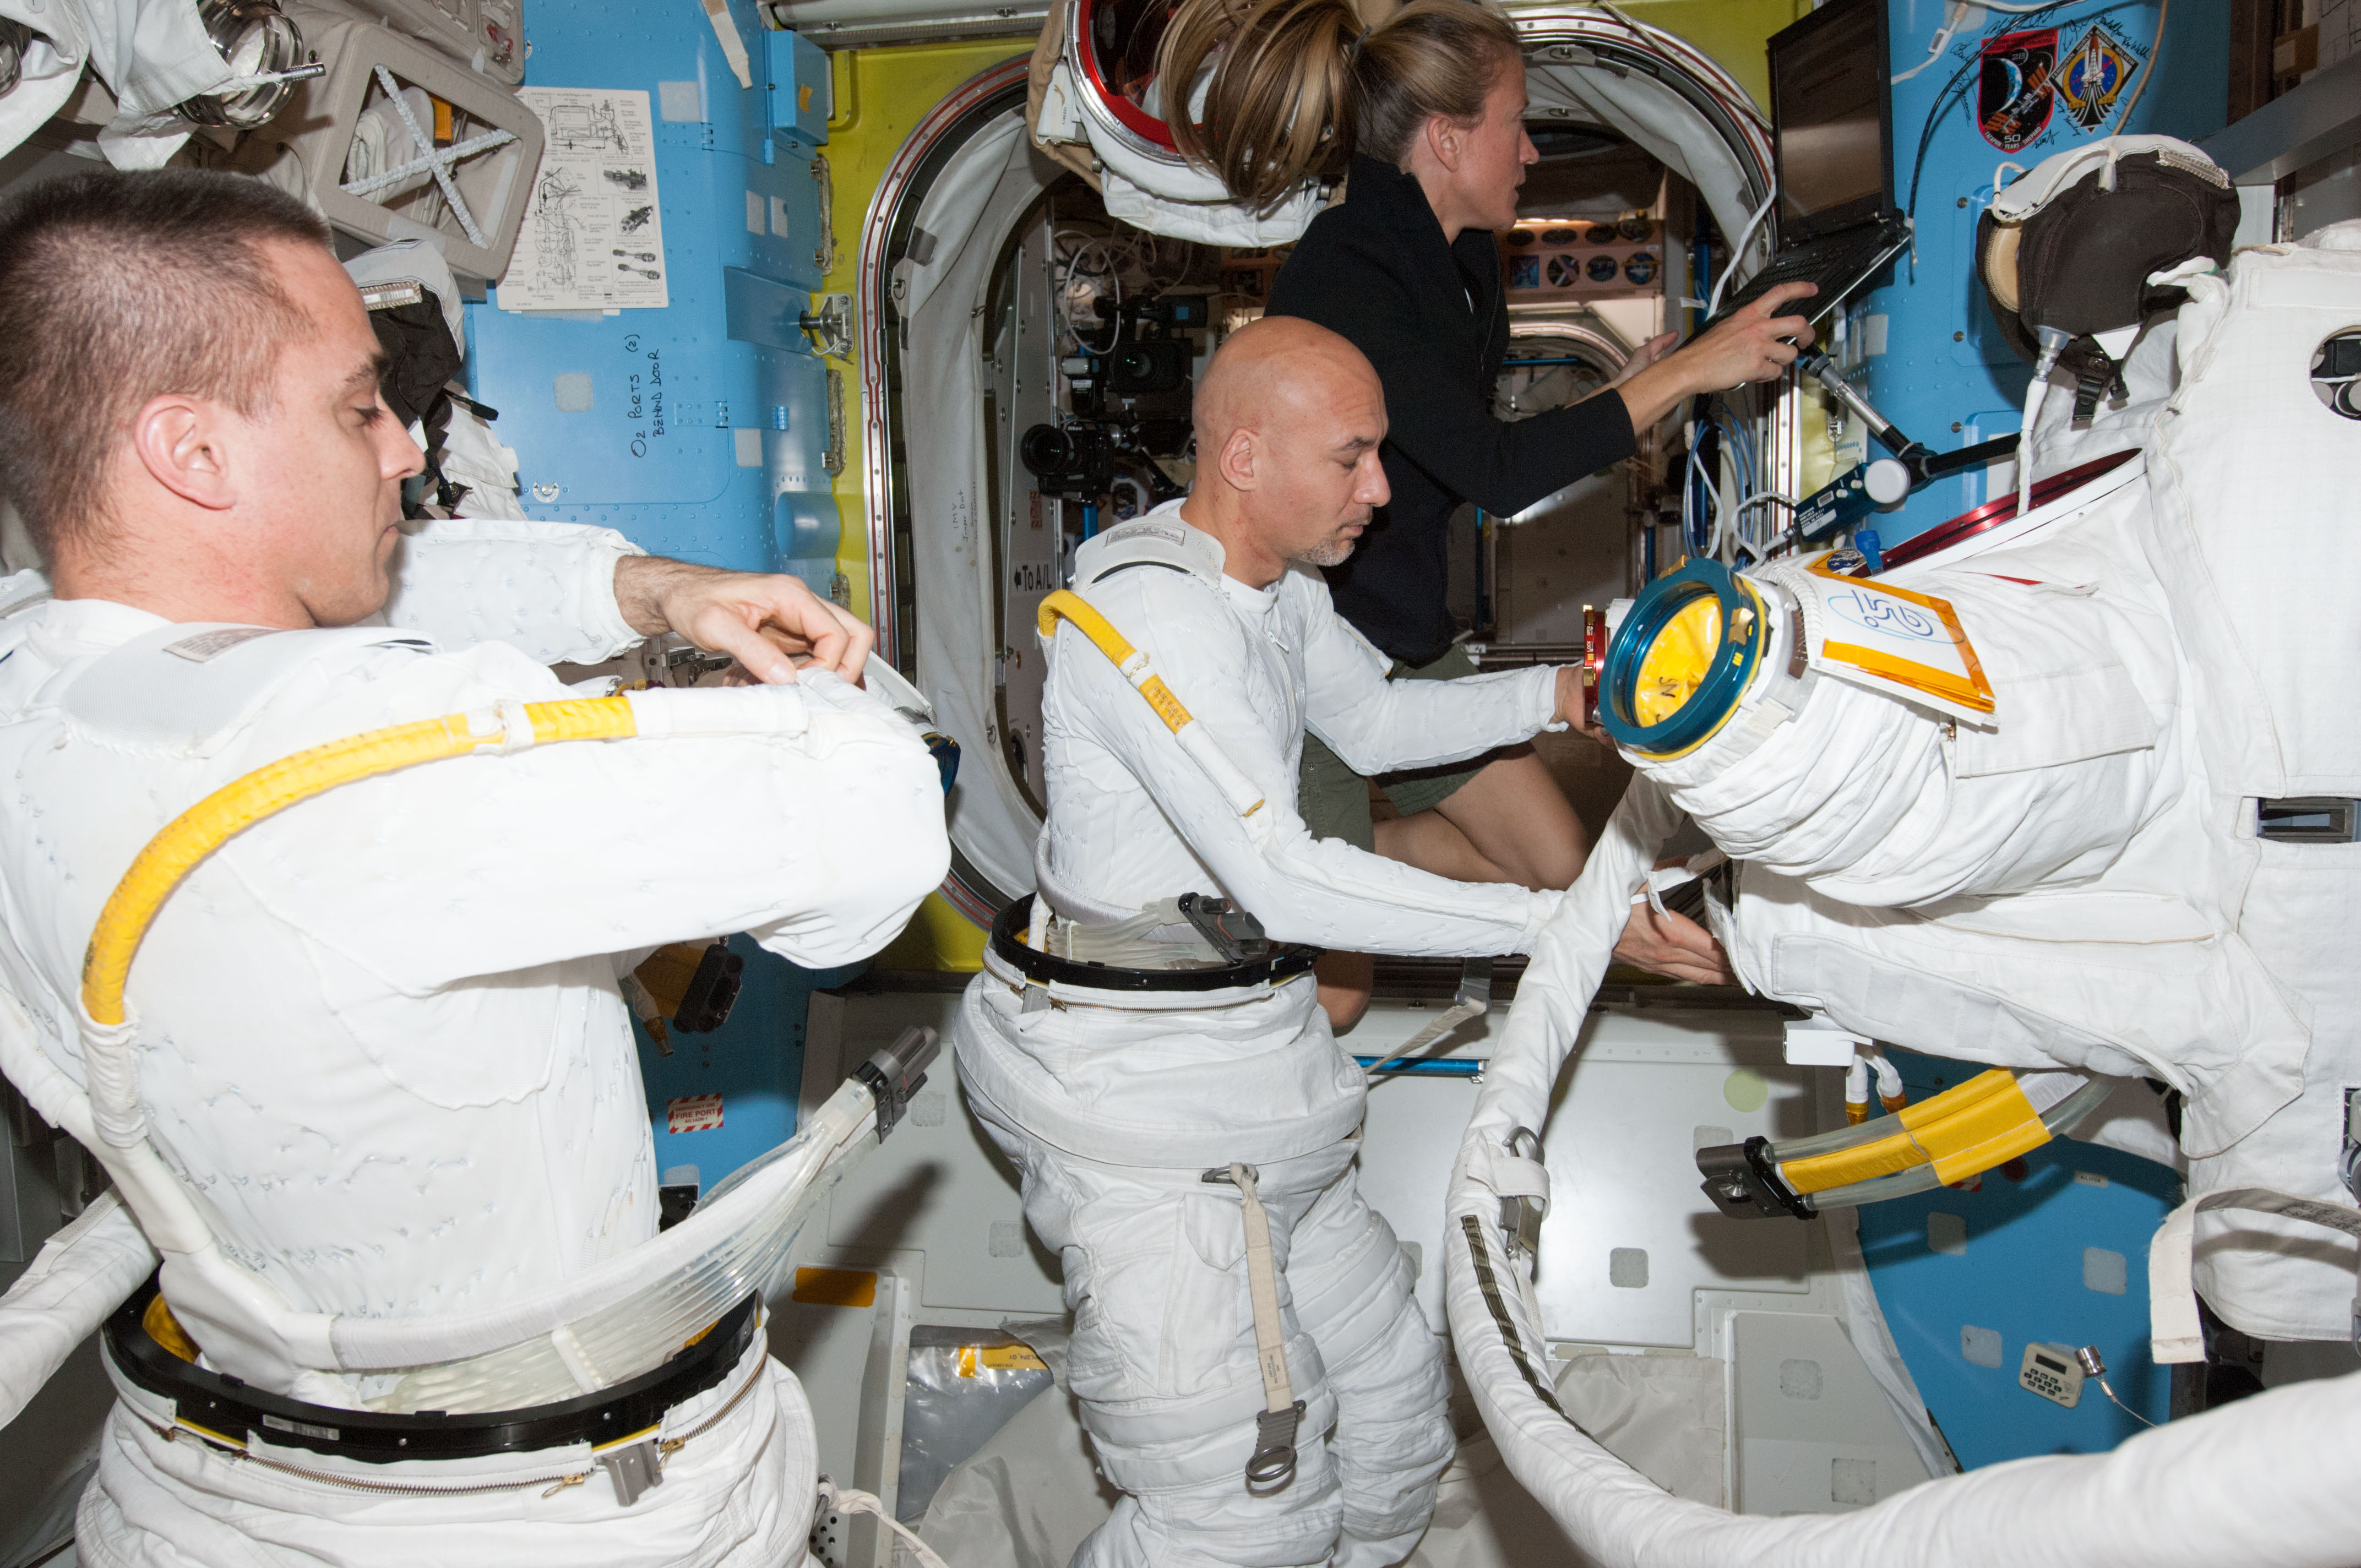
1593, 220, 2361, 1342
1416, 224, 2361, 1568
0, 516, 950, 1565
953, 501, 1570, 1567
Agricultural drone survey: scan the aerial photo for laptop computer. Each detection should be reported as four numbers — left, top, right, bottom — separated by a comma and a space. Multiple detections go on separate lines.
1700, 0, 1912, 335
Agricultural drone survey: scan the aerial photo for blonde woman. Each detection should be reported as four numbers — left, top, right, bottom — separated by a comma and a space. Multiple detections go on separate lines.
1163, 0, 1804, 1021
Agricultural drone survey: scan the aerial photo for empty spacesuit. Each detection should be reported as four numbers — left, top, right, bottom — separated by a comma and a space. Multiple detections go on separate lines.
1597, 208, 2361, 1344
1426, 198, 2361, 1568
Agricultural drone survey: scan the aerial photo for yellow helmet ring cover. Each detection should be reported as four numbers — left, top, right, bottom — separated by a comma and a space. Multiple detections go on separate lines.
1598, 560, 1779, 760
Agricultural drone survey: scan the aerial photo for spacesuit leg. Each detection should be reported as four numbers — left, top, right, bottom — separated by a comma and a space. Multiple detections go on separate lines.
980, 1122, 1359, 1568
1282, 1167, 1452, 1568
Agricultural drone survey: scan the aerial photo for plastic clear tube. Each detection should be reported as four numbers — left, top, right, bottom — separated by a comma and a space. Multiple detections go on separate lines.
1804, 1077, 2113, 1212
370, 1077, 882, 1412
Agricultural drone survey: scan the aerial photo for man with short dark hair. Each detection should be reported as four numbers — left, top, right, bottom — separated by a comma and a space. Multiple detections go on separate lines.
0, 168, 949, 1564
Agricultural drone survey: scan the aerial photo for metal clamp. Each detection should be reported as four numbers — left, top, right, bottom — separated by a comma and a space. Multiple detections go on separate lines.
594, 1432, 663, 1506
853, 1026, 939, 1141
799, 293, 853, 360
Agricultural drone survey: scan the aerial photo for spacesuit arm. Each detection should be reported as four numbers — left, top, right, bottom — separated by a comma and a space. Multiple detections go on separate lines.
198, 646, 950, 986
1645, 565, 2171, 906
1053, 586, 1555, 955
378, 515, 648, 667
1295, 569, 1561, 774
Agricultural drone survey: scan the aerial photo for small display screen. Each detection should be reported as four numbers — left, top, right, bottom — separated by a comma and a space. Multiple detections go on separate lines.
1771, 0, 1884, 241
2032, 1353, 2067, 1374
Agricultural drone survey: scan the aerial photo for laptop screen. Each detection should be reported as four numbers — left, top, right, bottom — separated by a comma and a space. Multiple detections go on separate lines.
1769, 0, 1890, 246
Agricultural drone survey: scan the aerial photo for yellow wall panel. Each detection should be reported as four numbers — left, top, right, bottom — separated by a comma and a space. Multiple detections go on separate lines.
824, 40, 1034, 616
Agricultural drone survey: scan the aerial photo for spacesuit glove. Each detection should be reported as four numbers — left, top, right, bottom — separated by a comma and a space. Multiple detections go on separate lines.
1610, 902, 1734, 986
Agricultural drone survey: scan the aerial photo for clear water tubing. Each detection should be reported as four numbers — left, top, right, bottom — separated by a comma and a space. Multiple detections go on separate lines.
353, 1027, 939, 1413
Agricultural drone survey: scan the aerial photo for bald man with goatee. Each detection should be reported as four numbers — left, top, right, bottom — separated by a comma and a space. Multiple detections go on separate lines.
951, 319, 1711, 1568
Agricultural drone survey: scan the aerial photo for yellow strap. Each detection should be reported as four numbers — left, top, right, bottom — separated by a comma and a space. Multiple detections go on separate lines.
81, 696, 638, 1027
1780, 1068, 2049, 1193
1038, 590, 1195, 736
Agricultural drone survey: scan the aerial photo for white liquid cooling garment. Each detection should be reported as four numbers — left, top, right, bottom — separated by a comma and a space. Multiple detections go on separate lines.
0, 516, 951, 1564
954, 505, 1578, 1566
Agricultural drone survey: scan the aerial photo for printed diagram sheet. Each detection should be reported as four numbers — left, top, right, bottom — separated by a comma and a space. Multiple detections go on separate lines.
498, 88, 669, 311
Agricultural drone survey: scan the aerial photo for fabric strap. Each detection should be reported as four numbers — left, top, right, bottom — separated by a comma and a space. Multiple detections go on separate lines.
2150, 1186, 2361, 1364
1223, 1161, 1305, 1493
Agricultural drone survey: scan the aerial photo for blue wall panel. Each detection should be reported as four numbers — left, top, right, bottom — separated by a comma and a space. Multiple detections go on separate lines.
1859, 1049, 2181, 1466
464, 0, 837, 589
636, 938, 864, 1185
467, 0, 846, 1173
1862, 0, 2233, 545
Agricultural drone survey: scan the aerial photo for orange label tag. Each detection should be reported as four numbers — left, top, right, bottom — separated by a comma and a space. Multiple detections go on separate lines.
791, 1267, 877, 1308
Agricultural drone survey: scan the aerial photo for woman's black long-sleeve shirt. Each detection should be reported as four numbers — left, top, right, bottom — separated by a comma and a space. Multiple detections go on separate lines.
1264, 153, 1636, 666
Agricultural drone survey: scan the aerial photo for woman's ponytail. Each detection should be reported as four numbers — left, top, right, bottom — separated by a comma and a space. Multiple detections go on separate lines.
1156, 0, 1523, 213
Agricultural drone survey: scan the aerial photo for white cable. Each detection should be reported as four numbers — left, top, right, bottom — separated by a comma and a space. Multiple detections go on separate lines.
818, 1478, 953, 1568
1894, 0, 2086, 84
1891, 2, 1970, 83
2014, 376, 2049, 521
2017, 325, 2070, 520
1707, 187, 1778, 317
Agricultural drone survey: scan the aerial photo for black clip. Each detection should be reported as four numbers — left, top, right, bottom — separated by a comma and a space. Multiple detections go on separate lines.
1244, 1400, 1305, 1492
673, 942, 744, 1035
1695, 1136, 1812, 1220
1178, 892, 1269, 962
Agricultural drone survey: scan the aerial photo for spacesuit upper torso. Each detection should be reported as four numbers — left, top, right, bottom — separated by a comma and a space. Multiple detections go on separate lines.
962, 500, 1571, 1169
1037, 500, 1562, 954
0, 517, 949, 1358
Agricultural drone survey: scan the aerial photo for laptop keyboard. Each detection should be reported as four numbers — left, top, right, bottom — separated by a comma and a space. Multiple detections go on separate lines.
1704, 222, 1906, 329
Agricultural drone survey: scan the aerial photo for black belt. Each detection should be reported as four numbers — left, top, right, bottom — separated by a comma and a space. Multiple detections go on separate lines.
104, 1277, 759, 1463
991, 894, 1318, 993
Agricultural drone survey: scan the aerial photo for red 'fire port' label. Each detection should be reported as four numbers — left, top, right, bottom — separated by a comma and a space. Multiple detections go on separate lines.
667, 1093, 724, 1134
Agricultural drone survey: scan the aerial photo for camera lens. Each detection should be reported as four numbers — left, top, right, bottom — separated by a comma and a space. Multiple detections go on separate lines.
1020, 424, 1076, 478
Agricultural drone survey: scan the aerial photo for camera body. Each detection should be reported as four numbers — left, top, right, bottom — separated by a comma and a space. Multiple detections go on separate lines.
1019, 423, 1115, 499
1023, 292, 1208, 503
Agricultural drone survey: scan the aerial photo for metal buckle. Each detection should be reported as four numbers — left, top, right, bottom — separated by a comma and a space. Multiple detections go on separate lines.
1500, 1126, 1547, 1259
1244, 1400, 1304, 1493
595, 1433, 663, 1506
2256, 797, 2361, 843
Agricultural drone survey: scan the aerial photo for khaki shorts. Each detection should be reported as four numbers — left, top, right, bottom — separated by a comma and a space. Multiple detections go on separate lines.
1298, 644, 1490, 853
